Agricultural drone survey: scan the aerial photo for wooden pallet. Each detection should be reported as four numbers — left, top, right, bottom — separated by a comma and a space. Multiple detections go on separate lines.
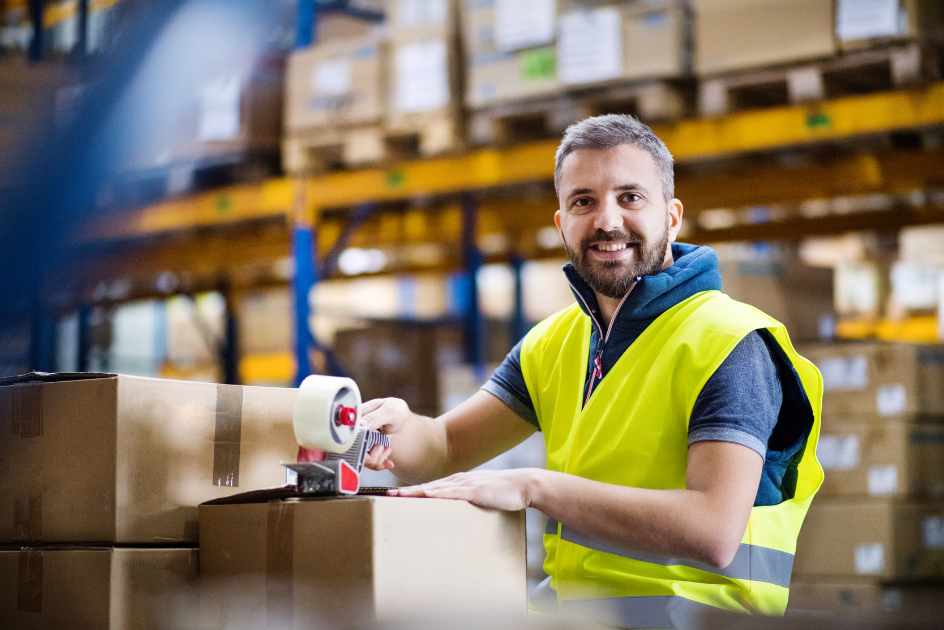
698, 41, 942, 117
284, 111, 466, 173
468, 80, 693, 146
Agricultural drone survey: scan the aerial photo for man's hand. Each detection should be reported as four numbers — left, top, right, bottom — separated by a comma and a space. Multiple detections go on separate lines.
360, 397, 410, 471
390, 469, 539, 512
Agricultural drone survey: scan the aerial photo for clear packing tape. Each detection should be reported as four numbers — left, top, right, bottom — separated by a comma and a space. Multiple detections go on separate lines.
292, 375, 362, 453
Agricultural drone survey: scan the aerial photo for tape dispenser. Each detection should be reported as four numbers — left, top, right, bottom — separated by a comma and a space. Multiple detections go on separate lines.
284, 375, 390, 496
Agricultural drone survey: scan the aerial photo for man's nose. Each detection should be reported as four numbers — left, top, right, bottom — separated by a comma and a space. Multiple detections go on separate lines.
592, 196, 624, 232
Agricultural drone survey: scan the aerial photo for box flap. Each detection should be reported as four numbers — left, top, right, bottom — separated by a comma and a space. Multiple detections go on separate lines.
201, 485, 392, 506
0, 372, 116, 386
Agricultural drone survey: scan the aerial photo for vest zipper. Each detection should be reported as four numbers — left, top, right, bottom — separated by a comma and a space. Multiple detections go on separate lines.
568, 278, 639, 408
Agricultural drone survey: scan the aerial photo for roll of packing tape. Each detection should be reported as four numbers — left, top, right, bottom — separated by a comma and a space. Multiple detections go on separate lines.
293, 375, 362, 453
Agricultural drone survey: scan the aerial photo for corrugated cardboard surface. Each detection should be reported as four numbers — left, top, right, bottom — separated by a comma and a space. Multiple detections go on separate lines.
386, 25, 464, 126
465, 48, 560, 108
799, 342, 944, 419
0, 547, 199, 630
199, 496, 527, 628
794, 498, 944, 579
694, 0, 836, 75
817, 420, 944, 498
0, 374, 297, 544
787, 577, 944, 614
622, 3, 689, 80
284, 37, 386, 131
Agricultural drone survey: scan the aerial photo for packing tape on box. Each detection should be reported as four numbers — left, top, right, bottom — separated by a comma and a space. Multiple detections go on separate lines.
11, 383, 43, 439
213, 384, 243, 488
17, 549, 43, 613
13, 493, 42, 543
266, 502, 294, 628
293, 375, 361, 453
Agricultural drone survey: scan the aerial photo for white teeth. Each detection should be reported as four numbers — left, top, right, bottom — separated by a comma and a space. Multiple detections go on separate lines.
595, 243, 627, 252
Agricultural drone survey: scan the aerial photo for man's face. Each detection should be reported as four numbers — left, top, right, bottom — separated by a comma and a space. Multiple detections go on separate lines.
555, 144, 683, 299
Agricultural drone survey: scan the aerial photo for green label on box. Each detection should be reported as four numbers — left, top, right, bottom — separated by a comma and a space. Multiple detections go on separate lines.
520, 46, 556, 82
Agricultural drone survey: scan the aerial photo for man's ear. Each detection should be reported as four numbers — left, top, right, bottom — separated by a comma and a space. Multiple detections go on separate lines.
554, 209, 562, 230
667, 199, 683, 243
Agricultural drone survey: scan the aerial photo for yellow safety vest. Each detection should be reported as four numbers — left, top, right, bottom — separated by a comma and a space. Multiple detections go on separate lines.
520, 290, 824, 628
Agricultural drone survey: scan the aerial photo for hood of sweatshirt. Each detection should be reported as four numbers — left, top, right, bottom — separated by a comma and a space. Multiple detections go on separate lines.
564, 242, 723, 337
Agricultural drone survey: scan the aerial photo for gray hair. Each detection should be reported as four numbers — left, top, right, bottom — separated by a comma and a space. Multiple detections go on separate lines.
554, 114, 675, 201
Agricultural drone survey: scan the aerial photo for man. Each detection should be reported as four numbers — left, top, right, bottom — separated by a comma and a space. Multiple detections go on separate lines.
360, 115, 824, 629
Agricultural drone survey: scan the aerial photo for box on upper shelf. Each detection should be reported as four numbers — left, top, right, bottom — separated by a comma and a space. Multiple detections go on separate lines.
385, 0, 465, 155
0, 373, 297, 544
556, 0, 691, 87
797, 341, 944, 420
793, 498, 944, 580
284, 36, 386, 132
199, 495, 527, 628
693, 0, 836, 75
0, 548, 199, 630
836, 0, 944, 50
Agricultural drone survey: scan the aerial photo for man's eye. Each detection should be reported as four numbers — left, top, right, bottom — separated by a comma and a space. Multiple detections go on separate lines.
622, 193, 641, 203
573, 198, 592, 208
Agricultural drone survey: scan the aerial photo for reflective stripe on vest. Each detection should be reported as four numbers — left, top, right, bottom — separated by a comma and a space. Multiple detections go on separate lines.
546, 518, 793, 588
564, 595, 724, 630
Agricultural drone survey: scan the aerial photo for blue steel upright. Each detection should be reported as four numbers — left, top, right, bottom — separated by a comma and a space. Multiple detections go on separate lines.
292, 0, 318, 385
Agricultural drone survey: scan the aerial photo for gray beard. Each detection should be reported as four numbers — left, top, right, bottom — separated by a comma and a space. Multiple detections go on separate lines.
562, 220, 670, 300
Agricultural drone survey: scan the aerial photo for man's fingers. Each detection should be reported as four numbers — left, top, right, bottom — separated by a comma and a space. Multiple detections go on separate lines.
363, 445, 390, 471
359, 398, 385, 415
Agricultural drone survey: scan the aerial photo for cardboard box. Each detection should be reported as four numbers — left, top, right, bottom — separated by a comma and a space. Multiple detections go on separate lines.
388, 0, 460, 37
0, 373, 298, 544
387, 26, 463, 124
622, 2, 690, 81
0, 547, 199, 630
798, 342, 944, 420
173, 61, 284, 163
461, 0, 498, 56
836, 0, 944, 47
793, 499, 944, 579
787, 577, 944, 614
719, 250, 834, 343
817, 421, 944, 498
199, 496, 527, 627
239, 288, 292, 356
693, 0, 836, 75
284, 37, 385, 131
465, 47, 560, 108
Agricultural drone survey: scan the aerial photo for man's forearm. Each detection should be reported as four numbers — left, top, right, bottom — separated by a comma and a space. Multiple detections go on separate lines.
527, 469, 746, 568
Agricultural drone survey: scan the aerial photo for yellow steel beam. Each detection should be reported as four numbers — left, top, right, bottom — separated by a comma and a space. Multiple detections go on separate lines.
657, 82, 944, 160
78, 82, 944, 242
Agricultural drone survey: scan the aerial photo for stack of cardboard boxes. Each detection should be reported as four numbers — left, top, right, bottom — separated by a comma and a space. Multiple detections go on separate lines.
384, 0, 466, 158
0, 373, 298, 628
283, 13, 388, 171
693, 0, 944, 116
465, 0, 692, 144
0, 371, 530, 628
790, 341, 944, 613
284, 0, 465, 172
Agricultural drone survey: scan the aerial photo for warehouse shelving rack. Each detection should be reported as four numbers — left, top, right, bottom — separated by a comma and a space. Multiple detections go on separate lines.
65, 76, 944, 384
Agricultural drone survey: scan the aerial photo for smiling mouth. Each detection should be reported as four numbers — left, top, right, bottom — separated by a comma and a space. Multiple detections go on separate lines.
591, 242, 638, 252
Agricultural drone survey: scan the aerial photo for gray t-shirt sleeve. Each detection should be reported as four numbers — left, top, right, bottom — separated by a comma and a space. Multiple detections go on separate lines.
688, 330, 782, 460
481, 338, 540, 428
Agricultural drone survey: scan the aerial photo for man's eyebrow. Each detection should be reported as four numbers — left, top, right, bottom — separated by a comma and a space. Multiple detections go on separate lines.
566, 187, 593, 199
615, 183, 648, 193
